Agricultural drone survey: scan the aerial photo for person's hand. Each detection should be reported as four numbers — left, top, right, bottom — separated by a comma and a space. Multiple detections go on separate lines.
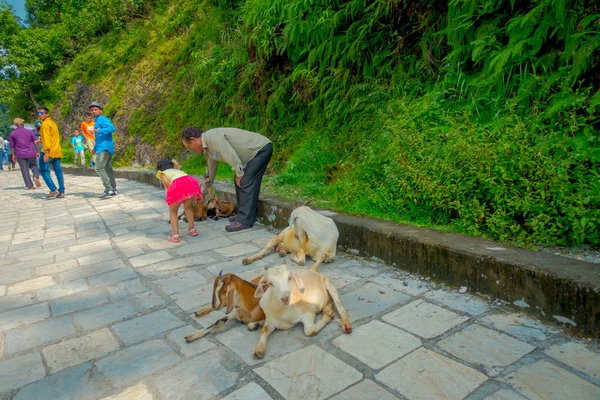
92, 149, 96, 155
36, 152, 39, 158
235, 176, 242, 187
43, 153, 49, 162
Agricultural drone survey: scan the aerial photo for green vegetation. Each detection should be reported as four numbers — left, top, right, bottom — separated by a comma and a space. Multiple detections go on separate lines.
1, 0, 598, 247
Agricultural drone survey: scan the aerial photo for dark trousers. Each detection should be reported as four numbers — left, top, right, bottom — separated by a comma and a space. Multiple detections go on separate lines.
17, 157, 39, 188
236, 143, 273, 226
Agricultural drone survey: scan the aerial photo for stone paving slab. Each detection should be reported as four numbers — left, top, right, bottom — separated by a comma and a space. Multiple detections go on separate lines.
1, 172, 599, 400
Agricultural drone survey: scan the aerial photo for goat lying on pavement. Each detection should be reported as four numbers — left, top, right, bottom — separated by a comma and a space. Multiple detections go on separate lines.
206, 198, 236, 220
243, 206, 339, 271
185, 271, 265, 342
251, 261, 352, 359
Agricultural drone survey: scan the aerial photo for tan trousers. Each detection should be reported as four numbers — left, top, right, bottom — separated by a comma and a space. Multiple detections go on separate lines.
86, 138, 96, 163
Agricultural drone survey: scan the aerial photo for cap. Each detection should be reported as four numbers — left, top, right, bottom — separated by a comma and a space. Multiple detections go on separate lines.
89, 101, 103, 110
34, 120, 42, 128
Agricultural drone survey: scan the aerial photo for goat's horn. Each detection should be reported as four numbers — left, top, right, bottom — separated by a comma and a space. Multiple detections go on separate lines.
218, 270, 223, 276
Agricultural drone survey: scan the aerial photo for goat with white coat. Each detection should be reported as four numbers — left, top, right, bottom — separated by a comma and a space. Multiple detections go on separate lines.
243, 206, 339, 271
252, 261, 352, 359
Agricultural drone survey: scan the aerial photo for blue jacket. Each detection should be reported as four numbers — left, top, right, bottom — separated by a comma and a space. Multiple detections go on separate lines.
94, 115, 116, 155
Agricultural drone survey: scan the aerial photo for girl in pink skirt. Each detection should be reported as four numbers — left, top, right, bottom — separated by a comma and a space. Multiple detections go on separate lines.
156, 157, 203, 243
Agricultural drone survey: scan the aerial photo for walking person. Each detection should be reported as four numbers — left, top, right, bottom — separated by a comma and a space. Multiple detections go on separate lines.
80, 112, 96, 167
156, 157, 203, 243
181, 127, 273, 232
37, 106, 66, 198
89, 101, 117, 198
9, 118, 41, 190
71, 129, 86, 167
0, 135, 5, 172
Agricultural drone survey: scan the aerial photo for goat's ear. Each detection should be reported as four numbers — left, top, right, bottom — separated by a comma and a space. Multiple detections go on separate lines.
225, 287, 237, 314
282, 260, 287, 265
254, 276, 268, 298
293, 200, 298, 209
292, 272, 305, 293
223, 274, 231, 284
303, 199, 313, 207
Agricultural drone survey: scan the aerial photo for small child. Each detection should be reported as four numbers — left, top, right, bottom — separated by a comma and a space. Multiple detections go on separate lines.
71, 129, 86, 167
156, 157, 203, 243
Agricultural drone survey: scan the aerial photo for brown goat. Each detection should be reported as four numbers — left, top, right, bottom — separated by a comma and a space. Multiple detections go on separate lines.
206, 198, 236, 220
178, 197, 207, 222
185, 271, 265, 342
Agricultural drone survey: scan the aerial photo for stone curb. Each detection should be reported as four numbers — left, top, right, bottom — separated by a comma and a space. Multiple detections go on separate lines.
62, 165, 600, 338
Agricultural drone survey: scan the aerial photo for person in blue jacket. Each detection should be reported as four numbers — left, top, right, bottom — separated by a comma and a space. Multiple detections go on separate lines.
89, 101, 117, 198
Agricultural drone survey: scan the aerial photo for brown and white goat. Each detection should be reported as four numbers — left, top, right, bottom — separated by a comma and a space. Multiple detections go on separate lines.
251, 262, 352, 359
185, 271, 265, 342
243, 206, 339, 271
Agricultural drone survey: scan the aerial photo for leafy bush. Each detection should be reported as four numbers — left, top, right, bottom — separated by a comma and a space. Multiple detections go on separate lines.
6, 0, 598, 247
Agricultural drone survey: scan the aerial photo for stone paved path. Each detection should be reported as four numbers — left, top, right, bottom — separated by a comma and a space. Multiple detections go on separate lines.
1, 170, 599, 400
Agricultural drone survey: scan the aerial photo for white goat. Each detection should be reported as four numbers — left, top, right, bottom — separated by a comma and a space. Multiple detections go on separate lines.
252, 261, 352, 359
243, 206, 339, 271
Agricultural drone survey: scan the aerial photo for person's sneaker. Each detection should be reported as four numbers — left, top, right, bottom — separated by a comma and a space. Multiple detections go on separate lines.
109, 190, 118, 196
45, 190, 59, 198
225, 221, 252, 232
99, 191, 111, 198
228, 215, 237, 223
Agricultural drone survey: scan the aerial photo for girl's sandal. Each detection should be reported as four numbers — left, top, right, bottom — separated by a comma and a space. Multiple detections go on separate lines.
168, 234, 181, 243
188, 228, 198, 237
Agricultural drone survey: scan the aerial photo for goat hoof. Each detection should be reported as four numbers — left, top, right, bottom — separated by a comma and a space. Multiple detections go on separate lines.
252, 348, 265, 359
242, 258, 249, 266
185, 334, 196, 343
343, 323, 352, 333
247, 323, 260, 331
278, 252, 286, 257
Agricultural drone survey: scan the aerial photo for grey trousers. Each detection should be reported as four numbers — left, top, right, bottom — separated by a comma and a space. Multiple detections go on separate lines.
236, 143, 273, 226
17, 157, 39, 188
95, 151, 117, 192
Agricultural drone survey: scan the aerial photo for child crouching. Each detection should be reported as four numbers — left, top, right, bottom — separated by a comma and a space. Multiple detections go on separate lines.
156, 157, 203, 243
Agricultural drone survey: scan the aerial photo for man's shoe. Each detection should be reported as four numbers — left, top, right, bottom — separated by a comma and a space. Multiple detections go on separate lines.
99, 191, 111, 198
56, 193, 66, 199
228, 215, 237, 223
225, 221, 252, 232
45, 190, 59, 198
109, 190, 118, 196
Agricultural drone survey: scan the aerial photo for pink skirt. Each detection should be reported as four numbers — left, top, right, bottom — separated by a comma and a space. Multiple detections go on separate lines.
165, 175, 202, 206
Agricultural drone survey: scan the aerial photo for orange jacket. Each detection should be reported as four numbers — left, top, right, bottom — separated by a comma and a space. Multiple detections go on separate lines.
80, 121, 95, 141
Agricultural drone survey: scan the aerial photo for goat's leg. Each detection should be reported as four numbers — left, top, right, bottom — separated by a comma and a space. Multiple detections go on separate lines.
301, 300, 335, 336
194, 305, 214, 317
324, 277, 352, 333
247, 320, 265, 331
308, 253, 327, 272
252, 322, 275, 359
185, 310, 238, 342
243, 232, 284, 265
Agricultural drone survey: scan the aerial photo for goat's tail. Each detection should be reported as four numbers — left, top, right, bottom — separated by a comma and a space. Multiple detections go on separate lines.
323, 277, 352, 333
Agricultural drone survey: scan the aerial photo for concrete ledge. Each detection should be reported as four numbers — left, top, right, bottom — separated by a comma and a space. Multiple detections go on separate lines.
63, 165, 600, 338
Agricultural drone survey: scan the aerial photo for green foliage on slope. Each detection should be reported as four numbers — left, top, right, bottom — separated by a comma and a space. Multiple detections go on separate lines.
3, 0, 600, 246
